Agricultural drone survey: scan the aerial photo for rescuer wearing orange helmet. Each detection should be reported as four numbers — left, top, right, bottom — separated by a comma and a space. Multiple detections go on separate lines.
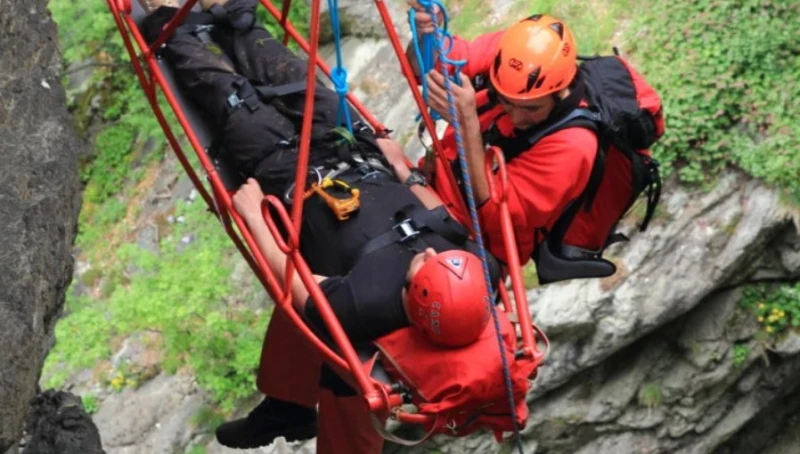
407, 5, 605, 264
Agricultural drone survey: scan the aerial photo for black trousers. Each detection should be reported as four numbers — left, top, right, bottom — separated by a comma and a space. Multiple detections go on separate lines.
142, 0, 361, 192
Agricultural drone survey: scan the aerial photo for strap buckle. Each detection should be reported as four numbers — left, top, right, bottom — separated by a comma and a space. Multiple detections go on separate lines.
226, 92, 244, 111
393, 218, 420, 243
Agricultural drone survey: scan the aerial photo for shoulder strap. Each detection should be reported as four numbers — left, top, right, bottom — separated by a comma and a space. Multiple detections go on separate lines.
488, 108, 602, 164
520, 108, 601, 147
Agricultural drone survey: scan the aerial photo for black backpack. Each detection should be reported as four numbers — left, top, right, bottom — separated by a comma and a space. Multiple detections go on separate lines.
484, 52, 665, 284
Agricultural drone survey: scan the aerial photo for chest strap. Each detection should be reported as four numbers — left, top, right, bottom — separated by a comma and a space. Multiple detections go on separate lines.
355, 205, 469, 262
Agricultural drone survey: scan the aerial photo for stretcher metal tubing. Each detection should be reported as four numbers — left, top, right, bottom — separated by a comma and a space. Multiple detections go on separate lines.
107, 0, 546, 431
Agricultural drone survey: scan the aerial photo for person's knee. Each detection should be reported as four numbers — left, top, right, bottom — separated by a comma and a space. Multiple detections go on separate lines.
214, 0, 259, 30
140, 6, 180, 42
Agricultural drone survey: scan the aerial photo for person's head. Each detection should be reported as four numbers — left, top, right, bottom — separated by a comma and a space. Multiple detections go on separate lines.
403, 249, 490, 348
489, 14, 578, 129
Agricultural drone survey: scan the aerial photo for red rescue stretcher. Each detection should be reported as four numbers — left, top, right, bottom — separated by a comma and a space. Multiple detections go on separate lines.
106, 0, 548, 443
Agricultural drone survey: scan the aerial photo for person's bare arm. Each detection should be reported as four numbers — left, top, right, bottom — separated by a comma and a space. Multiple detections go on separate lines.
424, 71, 489, 203
376, 138, 443, 210
233, 179, 326, 312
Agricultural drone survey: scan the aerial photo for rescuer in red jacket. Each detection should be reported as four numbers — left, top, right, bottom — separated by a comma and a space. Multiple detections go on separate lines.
407, 5, 616, 264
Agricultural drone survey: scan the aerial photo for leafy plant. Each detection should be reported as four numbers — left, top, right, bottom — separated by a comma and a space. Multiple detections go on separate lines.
740, 284, 800, 336
732, 343, 749, 368
626, 0, 800, 200
81, 394, 100, 415
44, 198, 269, 410
637, 382, 663, 409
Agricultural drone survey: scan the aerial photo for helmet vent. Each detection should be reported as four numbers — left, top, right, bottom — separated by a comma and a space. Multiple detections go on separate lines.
549, 22, 565, 39
524, 67, 542, 92
493, 51, 502, 74
525, 14, 543, 22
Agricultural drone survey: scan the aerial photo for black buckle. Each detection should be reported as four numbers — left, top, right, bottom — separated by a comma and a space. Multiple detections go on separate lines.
393, 219, 420, 243
226, 82, 260, 113
226, 92, 244, 111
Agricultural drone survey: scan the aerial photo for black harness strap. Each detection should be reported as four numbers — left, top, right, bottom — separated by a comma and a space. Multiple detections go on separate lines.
356, 205, 469, 262
253, 81, 308, 103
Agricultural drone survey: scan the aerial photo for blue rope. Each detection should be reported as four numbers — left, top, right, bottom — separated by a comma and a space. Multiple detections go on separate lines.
327, 0, 353, 132
420, 2, 524, 453
408, 0, 465, 122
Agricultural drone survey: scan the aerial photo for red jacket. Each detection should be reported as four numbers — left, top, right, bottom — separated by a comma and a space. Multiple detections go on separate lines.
422, 32, 598, 263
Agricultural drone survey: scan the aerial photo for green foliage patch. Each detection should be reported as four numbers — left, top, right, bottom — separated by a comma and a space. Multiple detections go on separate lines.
740, 284, 800, 337
627, 0, 800, 200
45, 197, 269, 412
732, 343, 750, 368
637, 382, 663, 409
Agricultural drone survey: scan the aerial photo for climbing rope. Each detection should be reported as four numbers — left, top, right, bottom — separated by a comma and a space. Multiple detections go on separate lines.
408, 0, 465, 122
327, 0, 353, 132
418, 1, 524, 452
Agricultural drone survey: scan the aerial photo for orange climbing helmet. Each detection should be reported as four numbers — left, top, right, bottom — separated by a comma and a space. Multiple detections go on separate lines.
489, 14, 578, 101
406, 250, 490, 348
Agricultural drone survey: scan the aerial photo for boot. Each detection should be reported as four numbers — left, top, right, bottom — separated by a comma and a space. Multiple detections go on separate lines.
215, 397, 317, 449
138, 0, 179, 15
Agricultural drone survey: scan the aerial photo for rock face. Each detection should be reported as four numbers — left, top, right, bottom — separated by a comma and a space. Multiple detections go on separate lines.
0, 0, 84, 451
22, 391, 105, 454
385, 175, 800, 454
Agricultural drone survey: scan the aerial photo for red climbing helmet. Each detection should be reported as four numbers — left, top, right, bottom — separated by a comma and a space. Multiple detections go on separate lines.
406, 250, 490, 348
490, 14, 578, 100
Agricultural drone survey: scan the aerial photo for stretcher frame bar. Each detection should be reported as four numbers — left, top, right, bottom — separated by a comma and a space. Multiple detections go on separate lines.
106, 0, 546, 429
108, 0, 388, 410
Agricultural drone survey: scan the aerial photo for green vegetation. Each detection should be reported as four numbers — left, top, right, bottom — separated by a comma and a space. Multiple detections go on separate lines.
44, 197, 270, 411
192, 405, 228, 432
45, 0, 307, 414
522, 262, 540, 289
637, 382, 663, 409
81, 394, 100, 415
740, 284, 800, 337
185, 446, 208, 454
732, 343, 750, 368
447, 0, 634, 57
628, 0, 800, 200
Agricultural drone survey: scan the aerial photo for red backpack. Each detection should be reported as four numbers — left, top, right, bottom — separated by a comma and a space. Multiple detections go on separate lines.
487, 51, 665, 284
372, 311, 540, 441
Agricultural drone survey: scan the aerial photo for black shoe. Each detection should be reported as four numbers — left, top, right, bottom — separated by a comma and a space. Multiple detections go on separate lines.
215, 397, 317, 449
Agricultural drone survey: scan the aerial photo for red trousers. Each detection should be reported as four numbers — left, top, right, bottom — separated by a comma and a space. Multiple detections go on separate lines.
256, 310, 385, 454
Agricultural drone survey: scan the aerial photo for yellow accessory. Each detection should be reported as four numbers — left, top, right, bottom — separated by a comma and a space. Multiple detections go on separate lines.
304, 178, 361, 221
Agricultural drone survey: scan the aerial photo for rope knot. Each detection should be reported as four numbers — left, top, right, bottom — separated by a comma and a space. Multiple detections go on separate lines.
330, 67, 349, 96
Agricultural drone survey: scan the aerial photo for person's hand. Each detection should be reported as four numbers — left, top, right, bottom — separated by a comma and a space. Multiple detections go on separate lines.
425, 71, 477, 125
407, 0, 443, 36
233, 178, 266, 221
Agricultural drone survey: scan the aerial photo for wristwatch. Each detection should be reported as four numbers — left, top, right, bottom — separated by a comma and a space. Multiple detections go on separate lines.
403, 168, 428, 187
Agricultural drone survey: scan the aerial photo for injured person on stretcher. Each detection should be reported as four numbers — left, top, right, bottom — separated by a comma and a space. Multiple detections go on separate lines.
138, 0, 503, 451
